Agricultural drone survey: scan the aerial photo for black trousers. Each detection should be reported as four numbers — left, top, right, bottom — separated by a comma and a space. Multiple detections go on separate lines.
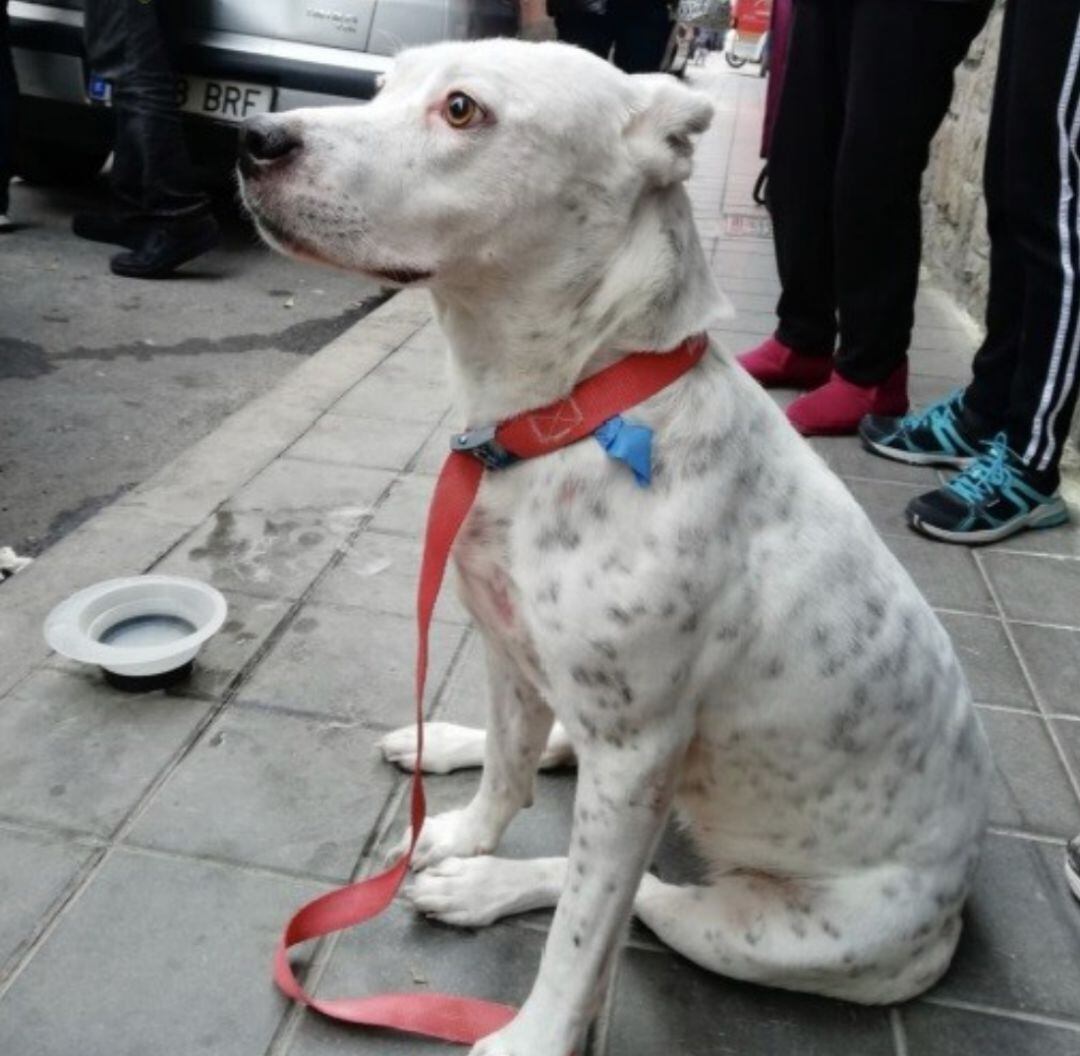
964, 0, 1080, 489
0, 0, 16, 215
768, 0, 991, 384
85, 0, 210, 224
554, 0, 672, 74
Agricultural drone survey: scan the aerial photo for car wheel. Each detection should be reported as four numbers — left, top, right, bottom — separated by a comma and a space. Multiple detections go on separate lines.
725, 51, 747, 69
15, 138, 111, 186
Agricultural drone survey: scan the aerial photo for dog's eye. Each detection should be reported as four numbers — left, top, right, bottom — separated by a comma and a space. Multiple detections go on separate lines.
443, 91, 485, 130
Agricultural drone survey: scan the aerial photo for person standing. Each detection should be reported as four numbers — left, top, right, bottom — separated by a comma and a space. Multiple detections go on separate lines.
0, 0, 16, 232
861, 0, 1080, 546
738, 0, 993, 435
547, 0, 673, 74
75, 0, 219, 278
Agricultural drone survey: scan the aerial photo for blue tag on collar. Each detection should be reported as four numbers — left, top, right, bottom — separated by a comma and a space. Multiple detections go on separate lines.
594, 415, 653, 488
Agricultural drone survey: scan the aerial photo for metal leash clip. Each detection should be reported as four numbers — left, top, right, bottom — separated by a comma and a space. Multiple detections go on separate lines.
450, 424, 520, 470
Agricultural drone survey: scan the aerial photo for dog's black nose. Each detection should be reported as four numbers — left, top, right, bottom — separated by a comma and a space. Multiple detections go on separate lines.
240, 116, 301, 167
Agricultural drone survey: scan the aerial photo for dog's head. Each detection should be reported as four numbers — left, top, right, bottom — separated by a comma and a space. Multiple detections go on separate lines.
237, 39, 713, 290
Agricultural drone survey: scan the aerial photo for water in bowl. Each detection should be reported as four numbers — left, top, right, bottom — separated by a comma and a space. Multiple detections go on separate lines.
99, 614, 197, 649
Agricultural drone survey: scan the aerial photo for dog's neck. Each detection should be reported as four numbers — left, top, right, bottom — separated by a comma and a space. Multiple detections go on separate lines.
430, 185, 722, 426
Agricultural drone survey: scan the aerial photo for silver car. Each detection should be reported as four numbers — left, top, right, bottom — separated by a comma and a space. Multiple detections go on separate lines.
8, 0, 518, 182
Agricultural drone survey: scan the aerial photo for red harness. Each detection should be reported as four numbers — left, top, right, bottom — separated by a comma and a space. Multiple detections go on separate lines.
273, 333, 709, 1045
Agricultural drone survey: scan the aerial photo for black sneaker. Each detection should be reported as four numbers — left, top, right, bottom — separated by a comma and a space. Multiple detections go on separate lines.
109, 215, 221, 279
860, 388, 990, 469
906, 433, 1070, 545
72, 212, 149, 249
1068, 836, 1080, 903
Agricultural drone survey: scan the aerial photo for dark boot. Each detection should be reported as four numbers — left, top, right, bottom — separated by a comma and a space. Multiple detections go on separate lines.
72, 212, 149, 249
109, 214, 220, 279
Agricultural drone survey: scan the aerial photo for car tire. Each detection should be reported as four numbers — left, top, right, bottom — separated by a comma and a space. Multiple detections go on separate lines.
725, 51, 747, 69
15, 138, 111, 186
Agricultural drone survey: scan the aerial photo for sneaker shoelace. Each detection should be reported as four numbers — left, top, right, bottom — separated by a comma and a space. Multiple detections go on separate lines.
946, 432, 1022, 505
897, 388, 964, 436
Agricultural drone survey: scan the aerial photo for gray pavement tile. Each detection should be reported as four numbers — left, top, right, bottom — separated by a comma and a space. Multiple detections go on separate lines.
982, 553, 1080, 627
155, 508, 352, 601
311, 531, 469, 626
127, 706, 396, 881
938, 613, 1033, 709
49, 590, 291, 701
846, 479, 927, 536
367, 475, 437, 539
286, 414, 434, 473
1011, 623, 1080, 718
984, 524, 1080, 558
0, 669, 212, 838
0, 849, 324, 1056
978, 708, 1080, 838
433, 630, 487, 728
333, 361, 451, 424
882, 532, 996, 616
933, 834, 1080, 1020
710, 309, 777, 334
234, 602, 465, 725
607, 944, 894, 1056
712, 250, 779, 280
287, 903, 545, 1056
809, 435, 941, 486
229, 457, 394, 515
413, 425, 452, 477
902, 1002, 1080, 1056
1050, 720, 1080, 801
0, 828, 96, 972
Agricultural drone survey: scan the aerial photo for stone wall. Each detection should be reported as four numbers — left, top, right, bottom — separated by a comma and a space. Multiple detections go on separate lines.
922, 3, 1080, 488
921, 3, 1003, 321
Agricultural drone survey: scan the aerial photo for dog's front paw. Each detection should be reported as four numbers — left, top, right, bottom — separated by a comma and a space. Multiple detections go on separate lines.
378, 722, 486, 774
406, 856, 523, 928
387, 807, 499, 872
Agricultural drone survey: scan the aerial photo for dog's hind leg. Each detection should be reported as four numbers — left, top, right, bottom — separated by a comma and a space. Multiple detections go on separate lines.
632, 867, 964, 1004
379, 722, 576, 775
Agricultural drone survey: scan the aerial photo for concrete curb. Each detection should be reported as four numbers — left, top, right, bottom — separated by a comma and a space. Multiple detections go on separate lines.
0, 290, 434, 698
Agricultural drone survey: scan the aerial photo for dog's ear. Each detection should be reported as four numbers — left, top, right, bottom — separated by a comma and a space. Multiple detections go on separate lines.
626, 75, 714, 187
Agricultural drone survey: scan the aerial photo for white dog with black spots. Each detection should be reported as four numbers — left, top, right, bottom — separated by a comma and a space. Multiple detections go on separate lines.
239, 39, 990, 1056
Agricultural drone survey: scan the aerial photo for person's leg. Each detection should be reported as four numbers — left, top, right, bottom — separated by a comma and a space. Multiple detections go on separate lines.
552, 11, 613, 60
833, 0, 992, 387
903, 0, 1080, 545
960, 0, 1021, 432
103, 0, 218, 276
611, 0, 671, 74
111, 0, 209, 225
1000, 1, 1080, 489
858, 2, 1016, 468
0, 0, 17, 222
738, 0, 842, 390
769, 0, 842, 358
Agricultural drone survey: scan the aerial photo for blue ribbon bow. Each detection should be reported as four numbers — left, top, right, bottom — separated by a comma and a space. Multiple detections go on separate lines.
593, 415, 654, 488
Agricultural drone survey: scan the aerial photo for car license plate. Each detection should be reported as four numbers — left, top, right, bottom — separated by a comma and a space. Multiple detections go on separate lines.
178, 76, 274, 123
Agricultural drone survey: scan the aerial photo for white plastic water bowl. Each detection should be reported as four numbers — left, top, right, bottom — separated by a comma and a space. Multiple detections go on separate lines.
44, 575, 227, 690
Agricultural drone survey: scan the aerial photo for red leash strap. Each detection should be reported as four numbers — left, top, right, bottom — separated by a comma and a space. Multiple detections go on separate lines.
272, 334, 708, 1045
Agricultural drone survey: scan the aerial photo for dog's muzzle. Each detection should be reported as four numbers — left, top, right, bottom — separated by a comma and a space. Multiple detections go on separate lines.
239, 115, 302, 178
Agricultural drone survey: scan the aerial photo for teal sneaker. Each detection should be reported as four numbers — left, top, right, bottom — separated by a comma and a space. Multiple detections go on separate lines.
859, 389, 988, 469
906, 433, 1070, 545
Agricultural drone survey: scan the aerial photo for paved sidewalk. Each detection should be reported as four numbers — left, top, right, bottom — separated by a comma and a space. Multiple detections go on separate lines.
2, 58, 1080, 1056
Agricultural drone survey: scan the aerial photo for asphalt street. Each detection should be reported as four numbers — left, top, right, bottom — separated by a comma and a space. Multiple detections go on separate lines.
0, 176, 384, 557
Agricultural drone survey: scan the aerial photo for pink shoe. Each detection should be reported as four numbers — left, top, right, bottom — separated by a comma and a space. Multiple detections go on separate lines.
786, 363, 909, 437
737, 335, 833, 389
